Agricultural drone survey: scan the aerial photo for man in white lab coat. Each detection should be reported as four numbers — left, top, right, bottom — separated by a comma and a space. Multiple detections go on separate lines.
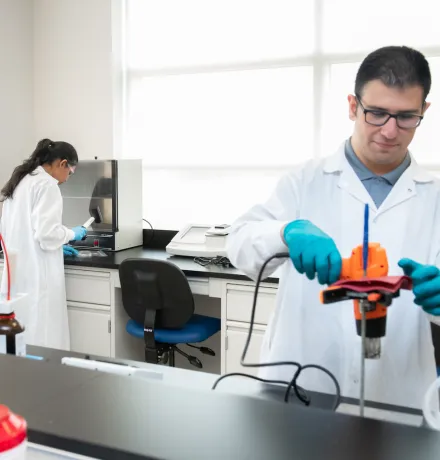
227, 46, 440, 409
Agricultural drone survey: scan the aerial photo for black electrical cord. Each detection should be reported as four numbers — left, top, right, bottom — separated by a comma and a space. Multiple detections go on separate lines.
143, 218, 153, 229
284, 364, 341, 408
194, 256, 231, 268
212, 373, 309, 403
143, 219, 155, 245
211, 252, 341, 411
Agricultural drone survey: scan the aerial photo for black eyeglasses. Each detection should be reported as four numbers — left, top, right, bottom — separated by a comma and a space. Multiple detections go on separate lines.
355, 94, 424, 129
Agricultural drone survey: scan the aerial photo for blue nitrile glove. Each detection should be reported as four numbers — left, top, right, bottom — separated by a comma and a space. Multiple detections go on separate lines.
398, 258, 440, 316
283, 220, 342, 285
63, 245, 79, 257
71, 226, 87, 241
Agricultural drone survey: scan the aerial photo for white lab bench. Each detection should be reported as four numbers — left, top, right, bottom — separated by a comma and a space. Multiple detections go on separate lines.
0, 248, 280, 375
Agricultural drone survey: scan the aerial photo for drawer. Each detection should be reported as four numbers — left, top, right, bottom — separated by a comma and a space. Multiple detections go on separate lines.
65, 269, 111, 306
225, 322, 266, 376
226, 283, 277, 325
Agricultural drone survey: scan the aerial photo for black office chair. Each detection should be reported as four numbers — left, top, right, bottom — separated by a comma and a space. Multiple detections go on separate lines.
119, 258, 221, 368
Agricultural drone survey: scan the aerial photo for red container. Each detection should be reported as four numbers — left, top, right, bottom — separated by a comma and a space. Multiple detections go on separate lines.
0, 405, 27, 458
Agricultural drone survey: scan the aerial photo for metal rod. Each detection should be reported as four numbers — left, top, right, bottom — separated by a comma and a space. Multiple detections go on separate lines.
360, 301, 366, 417
363, 204, 369, 276
360, 203, 369, 417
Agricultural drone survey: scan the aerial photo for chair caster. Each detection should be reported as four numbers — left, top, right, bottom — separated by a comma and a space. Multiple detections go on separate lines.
187, 344, 215, 356
199, 346, 215, 356
188, 356, 203, 368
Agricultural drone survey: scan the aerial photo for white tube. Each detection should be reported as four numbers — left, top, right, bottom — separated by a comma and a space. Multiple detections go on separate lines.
423, 377, 440, 430
82, 217, 95, 229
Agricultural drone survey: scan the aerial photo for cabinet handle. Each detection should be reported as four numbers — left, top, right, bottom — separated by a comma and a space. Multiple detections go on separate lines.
108, 320, 111, 333
225, 335, 228, 350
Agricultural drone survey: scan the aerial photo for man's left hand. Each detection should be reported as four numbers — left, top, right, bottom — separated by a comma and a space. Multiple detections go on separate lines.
398, 258, 440, 316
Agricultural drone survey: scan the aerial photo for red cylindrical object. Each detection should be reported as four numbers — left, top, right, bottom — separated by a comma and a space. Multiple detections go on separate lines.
0, 405, 27, 457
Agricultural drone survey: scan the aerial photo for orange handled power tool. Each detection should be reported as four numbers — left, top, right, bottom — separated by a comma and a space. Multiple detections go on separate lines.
321, 242, 412, 358
322, 242, 388, 358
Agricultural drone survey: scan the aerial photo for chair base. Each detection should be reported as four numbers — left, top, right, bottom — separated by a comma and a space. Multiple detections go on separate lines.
150, 343, 205, 369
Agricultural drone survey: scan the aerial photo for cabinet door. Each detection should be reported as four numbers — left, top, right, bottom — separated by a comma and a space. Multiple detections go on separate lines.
225, 322, 266, 377
68, 307, 111, 357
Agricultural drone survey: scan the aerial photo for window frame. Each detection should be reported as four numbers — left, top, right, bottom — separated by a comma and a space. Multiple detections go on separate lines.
120, 0, 440, 228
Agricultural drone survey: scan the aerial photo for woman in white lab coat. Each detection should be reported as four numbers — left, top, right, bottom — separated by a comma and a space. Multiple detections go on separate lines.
0, 139, 87, 350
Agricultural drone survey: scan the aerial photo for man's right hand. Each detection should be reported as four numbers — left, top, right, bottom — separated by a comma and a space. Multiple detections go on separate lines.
282, 220, 342, 285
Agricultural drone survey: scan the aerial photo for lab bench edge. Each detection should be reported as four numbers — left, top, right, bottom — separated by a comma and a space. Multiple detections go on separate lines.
62, 246, 281, 284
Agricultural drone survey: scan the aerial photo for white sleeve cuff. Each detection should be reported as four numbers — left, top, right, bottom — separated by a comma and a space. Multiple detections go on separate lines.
258, 220, 289, 255
429, 314, 440, 326
65, 229, 75, 244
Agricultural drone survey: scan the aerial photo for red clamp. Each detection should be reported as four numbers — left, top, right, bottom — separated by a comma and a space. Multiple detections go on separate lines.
320, 275, 413, 306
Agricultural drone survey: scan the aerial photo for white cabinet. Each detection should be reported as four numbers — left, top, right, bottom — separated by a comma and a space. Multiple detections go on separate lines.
225, 322, 266, 377
64, 267, 113, 357
67, 306, 111, 357
225, 283, 276, 325
223, 282, 276, 375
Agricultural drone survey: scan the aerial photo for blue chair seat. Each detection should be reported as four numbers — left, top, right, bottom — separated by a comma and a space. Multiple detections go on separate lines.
126, 314, 221, 344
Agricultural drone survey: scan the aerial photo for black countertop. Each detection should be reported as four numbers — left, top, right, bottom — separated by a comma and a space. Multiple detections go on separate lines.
63, 247, 280, 284
2, 349, 440, 460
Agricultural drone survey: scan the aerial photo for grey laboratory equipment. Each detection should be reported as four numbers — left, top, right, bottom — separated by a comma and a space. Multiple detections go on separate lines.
61, 159, 143, 251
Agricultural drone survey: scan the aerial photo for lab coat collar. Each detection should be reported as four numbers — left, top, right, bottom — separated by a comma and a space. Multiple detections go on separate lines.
323, 141, 433, 184
35, 165, 59, 185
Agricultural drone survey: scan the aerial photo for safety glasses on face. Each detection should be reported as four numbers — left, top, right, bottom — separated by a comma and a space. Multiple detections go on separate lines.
355, 94, 424, 129
67, 164, 76, 176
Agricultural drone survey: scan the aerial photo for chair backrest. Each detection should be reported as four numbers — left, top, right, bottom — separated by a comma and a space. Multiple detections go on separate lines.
119, 258, 195, 329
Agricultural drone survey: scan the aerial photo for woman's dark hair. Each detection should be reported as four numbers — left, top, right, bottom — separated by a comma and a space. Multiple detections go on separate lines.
1, 138, 78, 200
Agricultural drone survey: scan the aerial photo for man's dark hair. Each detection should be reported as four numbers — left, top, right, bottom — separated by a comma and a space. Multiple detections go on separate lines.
355, 46, 431, 102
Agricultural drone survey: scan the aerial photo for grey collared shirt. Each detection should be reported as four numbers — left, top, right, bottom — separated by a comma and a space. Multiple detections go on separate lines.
345, 139, 411, 208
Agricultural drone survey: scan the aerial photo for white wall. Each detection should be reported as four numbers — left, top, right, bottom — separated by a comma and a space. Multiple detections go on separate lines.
33, 0, 122, 160
0, 0, 121, 200
0, 0, 34, 193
